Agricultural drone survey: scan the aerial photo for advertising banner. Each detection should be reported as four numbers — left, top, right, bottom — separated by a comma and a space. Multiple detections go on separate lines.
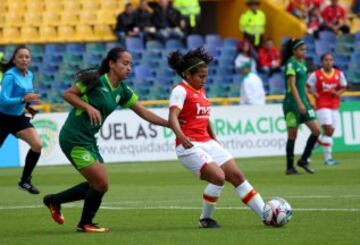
17, 102, 360, 167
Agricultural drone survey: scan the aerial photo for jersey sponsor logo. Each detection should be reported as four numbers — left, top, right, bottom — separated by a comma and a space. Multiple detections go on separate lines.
321, 82, 337, 92
196, 103, 210, 117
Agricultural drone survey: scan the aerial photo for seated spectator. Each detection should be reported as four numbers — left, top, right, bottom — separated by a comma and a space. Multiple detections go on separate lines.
235, 40, 258, 74
114, 3, 140, 41
134, 0, 158, 42
306, 7, 323, 35
287, 0, 308, 19
239, 62, 266, 105
239, 0, 266, 49
152, 0, 185, 42
174, 0, 201, 34
320, 0, 350, 34
258, 39, 281, 77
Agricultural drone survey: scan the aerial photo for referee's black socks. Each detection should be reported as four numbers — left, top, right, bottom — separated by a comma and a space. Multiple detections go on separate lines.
301, 134, 319, 163
286, 139, 296, 169
21, 150, 41, 182
79, 188, 105, 225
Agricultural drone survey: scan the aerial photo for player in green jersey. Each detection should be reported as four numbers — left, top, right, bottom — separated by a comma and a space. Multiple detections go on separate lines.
282, 39, 320, 175
43, 47, 169, 233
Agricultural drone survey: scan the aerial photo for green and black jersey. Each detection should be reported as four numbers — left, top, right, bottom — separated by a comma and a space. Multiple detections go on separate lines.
283, 57, 315, 127
59, 74, 138, 169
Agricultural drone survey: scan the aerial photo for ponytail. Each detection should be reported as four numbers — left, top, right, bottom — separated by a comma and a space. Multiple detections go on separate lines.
168, 47, 213, 78
75, 47, 126, 91
281, 38, 304, 66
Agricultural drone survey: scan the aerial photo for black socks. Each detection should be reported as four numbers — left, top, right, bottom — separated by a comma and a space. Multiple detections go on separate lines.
21, 150, 41, 182
79, 188, 105, 225
286, 139, 295, 169
301, 134, 319, 162
52, 182, 90, 204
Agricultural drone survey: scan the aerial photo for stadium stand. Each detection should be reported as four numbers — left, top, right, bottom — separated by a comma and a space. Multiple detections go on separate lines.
0, 0, 359, 106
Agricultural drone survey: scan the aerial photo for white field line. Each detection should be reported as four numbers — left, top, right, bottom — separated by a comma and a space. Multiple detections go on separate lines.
0, 204, 360, 212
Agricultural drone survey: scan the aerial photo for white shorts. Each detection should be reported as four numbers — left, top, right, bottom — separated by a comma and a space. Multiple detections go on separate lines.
316, 108, 339, 127
175, 140, 233, 176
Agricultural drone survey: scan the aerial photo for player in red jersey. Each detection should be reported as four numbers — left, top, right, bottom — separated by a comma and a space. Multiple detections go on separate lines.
168, 48, 265, 228
307, 53, 347, 165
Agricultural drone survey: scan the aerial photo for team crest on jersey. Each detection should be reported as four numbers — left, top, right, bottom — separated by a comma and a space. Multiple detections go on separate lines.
116, 95, 121, 103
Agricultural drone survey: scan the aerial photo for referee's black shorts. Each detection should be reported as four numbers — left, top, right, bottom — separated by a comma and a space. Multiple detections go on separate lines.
0, 112, 33, 146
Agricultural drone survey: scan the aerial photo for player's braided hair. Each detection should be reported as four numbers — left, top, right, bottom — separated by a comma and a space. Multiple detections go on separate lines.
75, 47, 127, 91
1, 45, 30, 72
168, 47, 213, 78
281, 38, 305, 66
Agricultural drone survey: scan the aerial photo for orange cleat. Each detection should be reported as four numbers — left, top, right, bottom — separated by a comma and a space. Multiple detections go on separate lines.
43, 195, 65, 225
77, 223, 110, 233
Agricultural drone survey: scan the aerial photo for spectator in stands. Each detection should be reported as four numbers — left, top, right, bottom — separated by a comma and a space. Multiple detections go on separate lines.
0, 46, 42, 194
320, 0, 350, 34
239, 62, 266, 105
306, 6, 323, 35
239, 0, 266, 49
173, 0, 201, 34
114, 3, 140, 42
287, 0, 324, 19
258, 39, 281, 78
235, 40, 257, 74
134, 0, 158, 42
287, 0, 308, 19
152, 0, 185, 42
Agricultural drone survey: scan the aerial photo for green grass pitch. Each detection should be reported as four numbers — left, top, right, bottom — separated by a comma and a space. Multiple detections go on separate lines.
0, 152, 359, 245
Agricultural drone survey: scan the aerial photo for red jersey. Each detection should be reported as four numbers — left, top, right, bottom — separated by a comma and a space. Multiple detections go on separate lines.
169, 81, 211, 146
322, 4, 346, 24
314, 69, 344, 109
258, 47, 280, 68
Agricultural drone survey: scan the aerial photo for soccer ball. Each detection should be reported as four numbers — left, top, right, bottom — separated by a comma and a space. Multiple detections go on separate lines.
262, 197, 292, 227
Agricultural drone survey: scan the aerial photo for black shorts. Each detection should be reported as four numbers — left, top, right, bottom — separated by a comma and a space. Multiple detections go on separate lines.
0, 112, 33, 146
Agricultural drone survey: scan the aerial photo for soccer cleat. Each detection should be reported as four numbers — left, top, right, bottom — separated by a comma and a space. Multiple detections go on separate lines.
18, 180, 40, 194
285, 167, 300, 175
77, 223, 110, 233
43, 195, 64, 224
198, 218, 221, 228
325, 159, 339, 166
297, 160, 315, 174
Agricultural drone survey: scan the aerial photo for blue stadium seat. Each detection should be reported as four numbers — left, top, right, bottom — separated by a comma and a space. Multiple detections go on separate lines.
315, 40, 333, 55
165, 39, 184, 50
85, 43, 106, 55
268, 73, 285, 95
319, 31, 337, 43
146, 40, 163, 50
126, 37, 144, 51
44, 44, 65, 55
203, 44, 219, 58
223, 38, 238, 49
134, 64, 156, 82
65, 43, 86, 54
205, 34, 222, 47
187, 34, 204, 49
